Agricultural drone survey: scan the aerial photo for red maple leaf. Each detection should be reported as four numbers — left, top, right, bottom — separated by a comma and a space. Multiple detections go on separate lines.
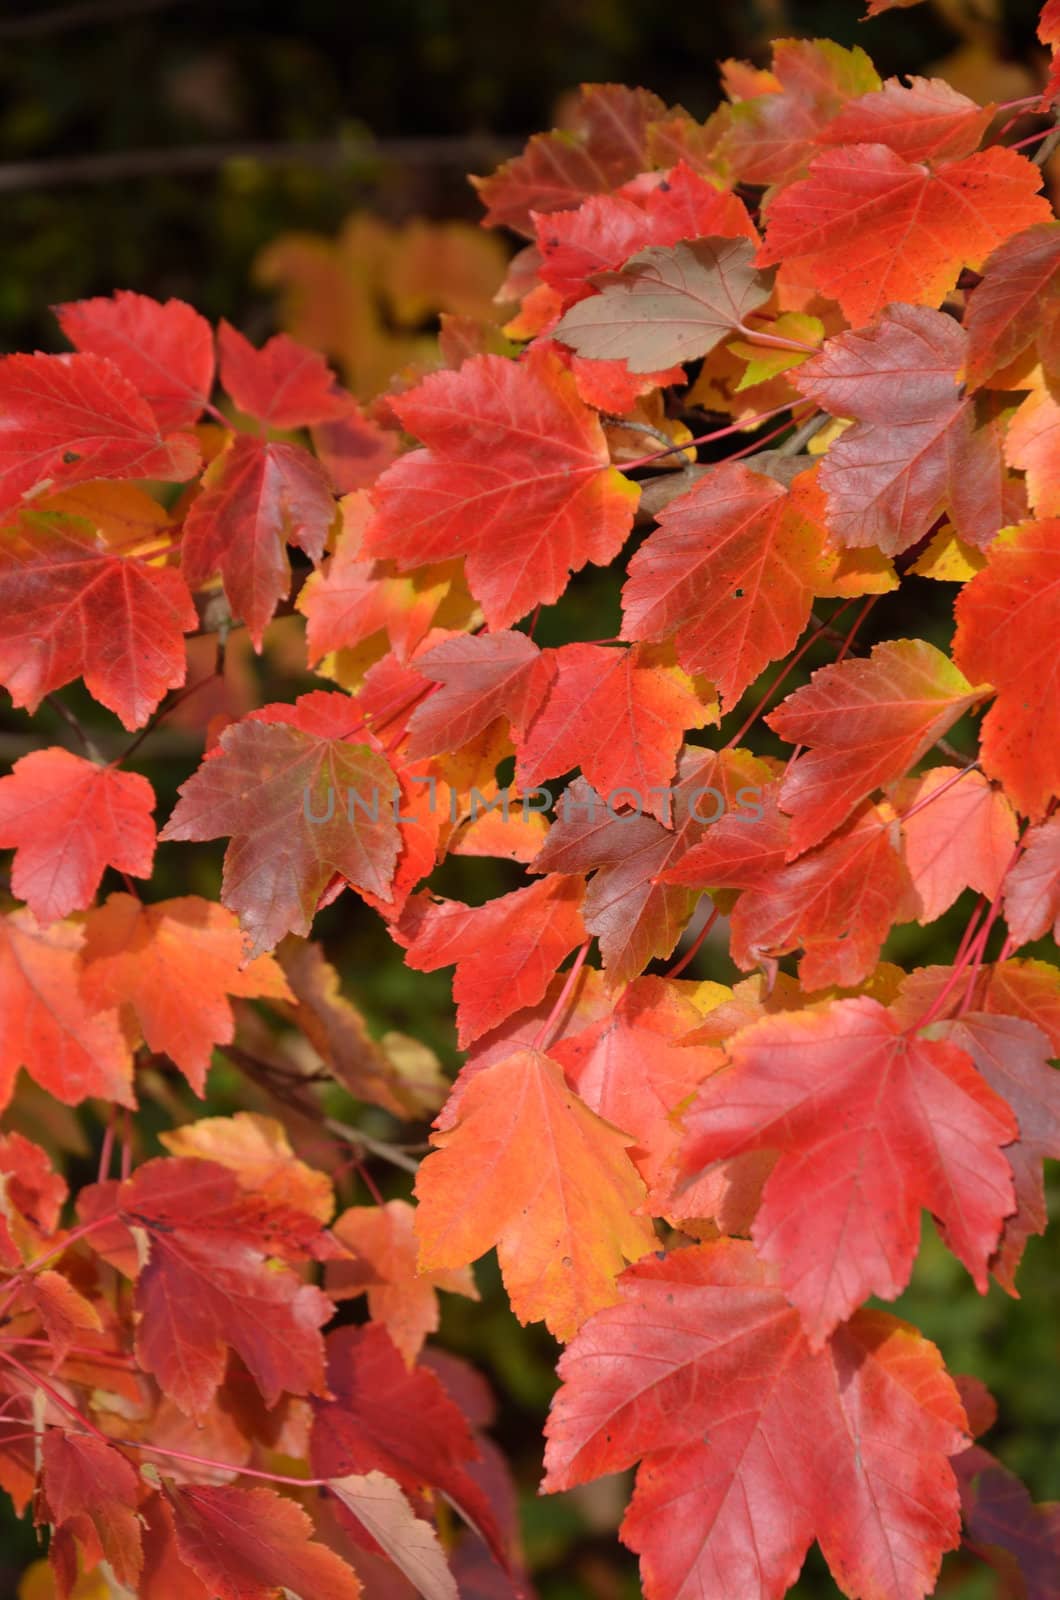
405, 629, 555, 759
897, 766, 1017, 922
794, 304, 1006, 554
621, 462, 825, 705
181, 434, 337, 648
758, 145, 1050, 325
0, 352, 199, 512
39, 1432, 142, 1596
515, 642, 712, 800
115, 1156, 335, 1416
544, 1239, 969, 1600
310, 1322, 507, 1567
0, 749, 155, 922
719, 37, 882, 185
818, 75, 993, 163
396, 875, 587, 1045
217, 319, 351, 428
55, 290, 215, 432
533, 161, 755, 305
79, 893, 293, 1092
963, 221, 1060, 387
941, 1011, 1060, 1290
0, 909, 132, 1111
160, 692, 400, 956
953, 520, 1060, 820
415, 1045, 655, 1338
364, 346, 639, 629
768, 638, 987, 855
0, 512, 198, 728
165, 1482, 362, 1600
473, 83, 667, 234
677, 997, 1017, 1343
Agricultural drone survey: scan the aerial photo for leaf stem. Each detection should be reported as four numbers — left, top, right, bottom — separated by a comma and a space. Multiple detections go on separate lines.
533, 940, 592, 1053
735, 321, 818, 354
666, 906, 720, 979
723, 601, 857, 751
618, 403, 800, 470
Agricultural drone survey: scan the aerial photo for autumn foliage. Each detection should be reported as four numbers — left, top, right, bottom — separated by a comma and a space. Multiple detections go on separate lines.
1, 3, 1060, 1597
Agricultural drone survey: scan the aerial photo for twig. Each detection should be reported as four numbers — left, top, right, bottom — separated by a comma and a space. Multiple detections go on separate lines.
1033, 114, 1060, 168
0, 0, 182, 37
324, 1120, 423, 1175
775, 412, 829, 458
45, 694, 104, 763
0, 134, 516, 194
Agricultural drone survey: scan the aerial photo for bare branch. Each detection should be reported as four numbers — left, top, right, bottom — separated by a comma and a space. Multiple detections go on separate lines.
0, 134, 515, 194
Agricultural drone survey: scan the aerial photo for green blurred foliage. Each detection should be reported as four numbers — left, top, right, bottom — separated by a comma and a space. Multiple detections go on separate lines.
0, 2, 1057, 1596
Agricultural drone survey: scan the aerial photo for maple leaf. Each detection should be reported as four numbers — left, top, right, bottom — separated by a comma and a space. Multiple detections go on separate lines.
276, 935, 446, 1115
956, 1443, 1060, 1599
818, 75, 992, 162
217, 319, 351, 428
963, 221, 1060, 387
768, 637, 987, 855
22, 1270, 102, 1373
721, 37, 881, 185
758, 145, 1050, 325
661, 781, 791, 890
473, 83, 667, 235
55, 290, 215, 432
444, 963, 611, 1123
311, 402, 398, 491
621, 462, 826, 706
396, 876, 587, 1046
553, 237, 774, 372
405, 629, 555, 759
974, 958, 1060, 1055
297, 492, 467, 669
940, 1011, 1060, 1291
533, 752, 769, 984
515, 642, 713, 801
0, 511, 197, 729
166, 1482, 362, 1600
0, 909, 132, 1111
533, 161, 756, 305
0, 351, 200, 513
327, 1199, 478, 1364
363, 346, 639, 629
1005, 816, 1060, 946
329, 1471, 459, 1600
1004, 387, 1060, 517
794, 304, 1004, 554
677, 997, 1017, 1343
0, 1130, 66, 1268
543, 1239, 969, 1600
897, 766, 1017, 922
0, 749, 155, 922
160, 692, 400, 956
159, 1111, 334, 1225
310, 1322, 507, 1566
116, 1156, 334, 1415
729, 799, 916, 990
40, 1432, 142, 1597
953, 520, 1060, 820
548, 975, 723, 1190
79, 893, 292, 1092
181, 433, 337, 648
415, 1046, 655, 1339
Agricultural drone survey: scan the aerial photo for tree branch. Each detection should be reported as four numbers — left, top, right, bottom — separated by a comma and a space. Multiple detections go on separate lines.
0, 134, 516, 193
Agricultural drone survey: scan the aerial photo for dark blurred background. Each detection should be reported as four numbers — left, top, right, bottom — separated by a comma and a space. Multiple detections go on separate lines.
0, 2, 1057, 1596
